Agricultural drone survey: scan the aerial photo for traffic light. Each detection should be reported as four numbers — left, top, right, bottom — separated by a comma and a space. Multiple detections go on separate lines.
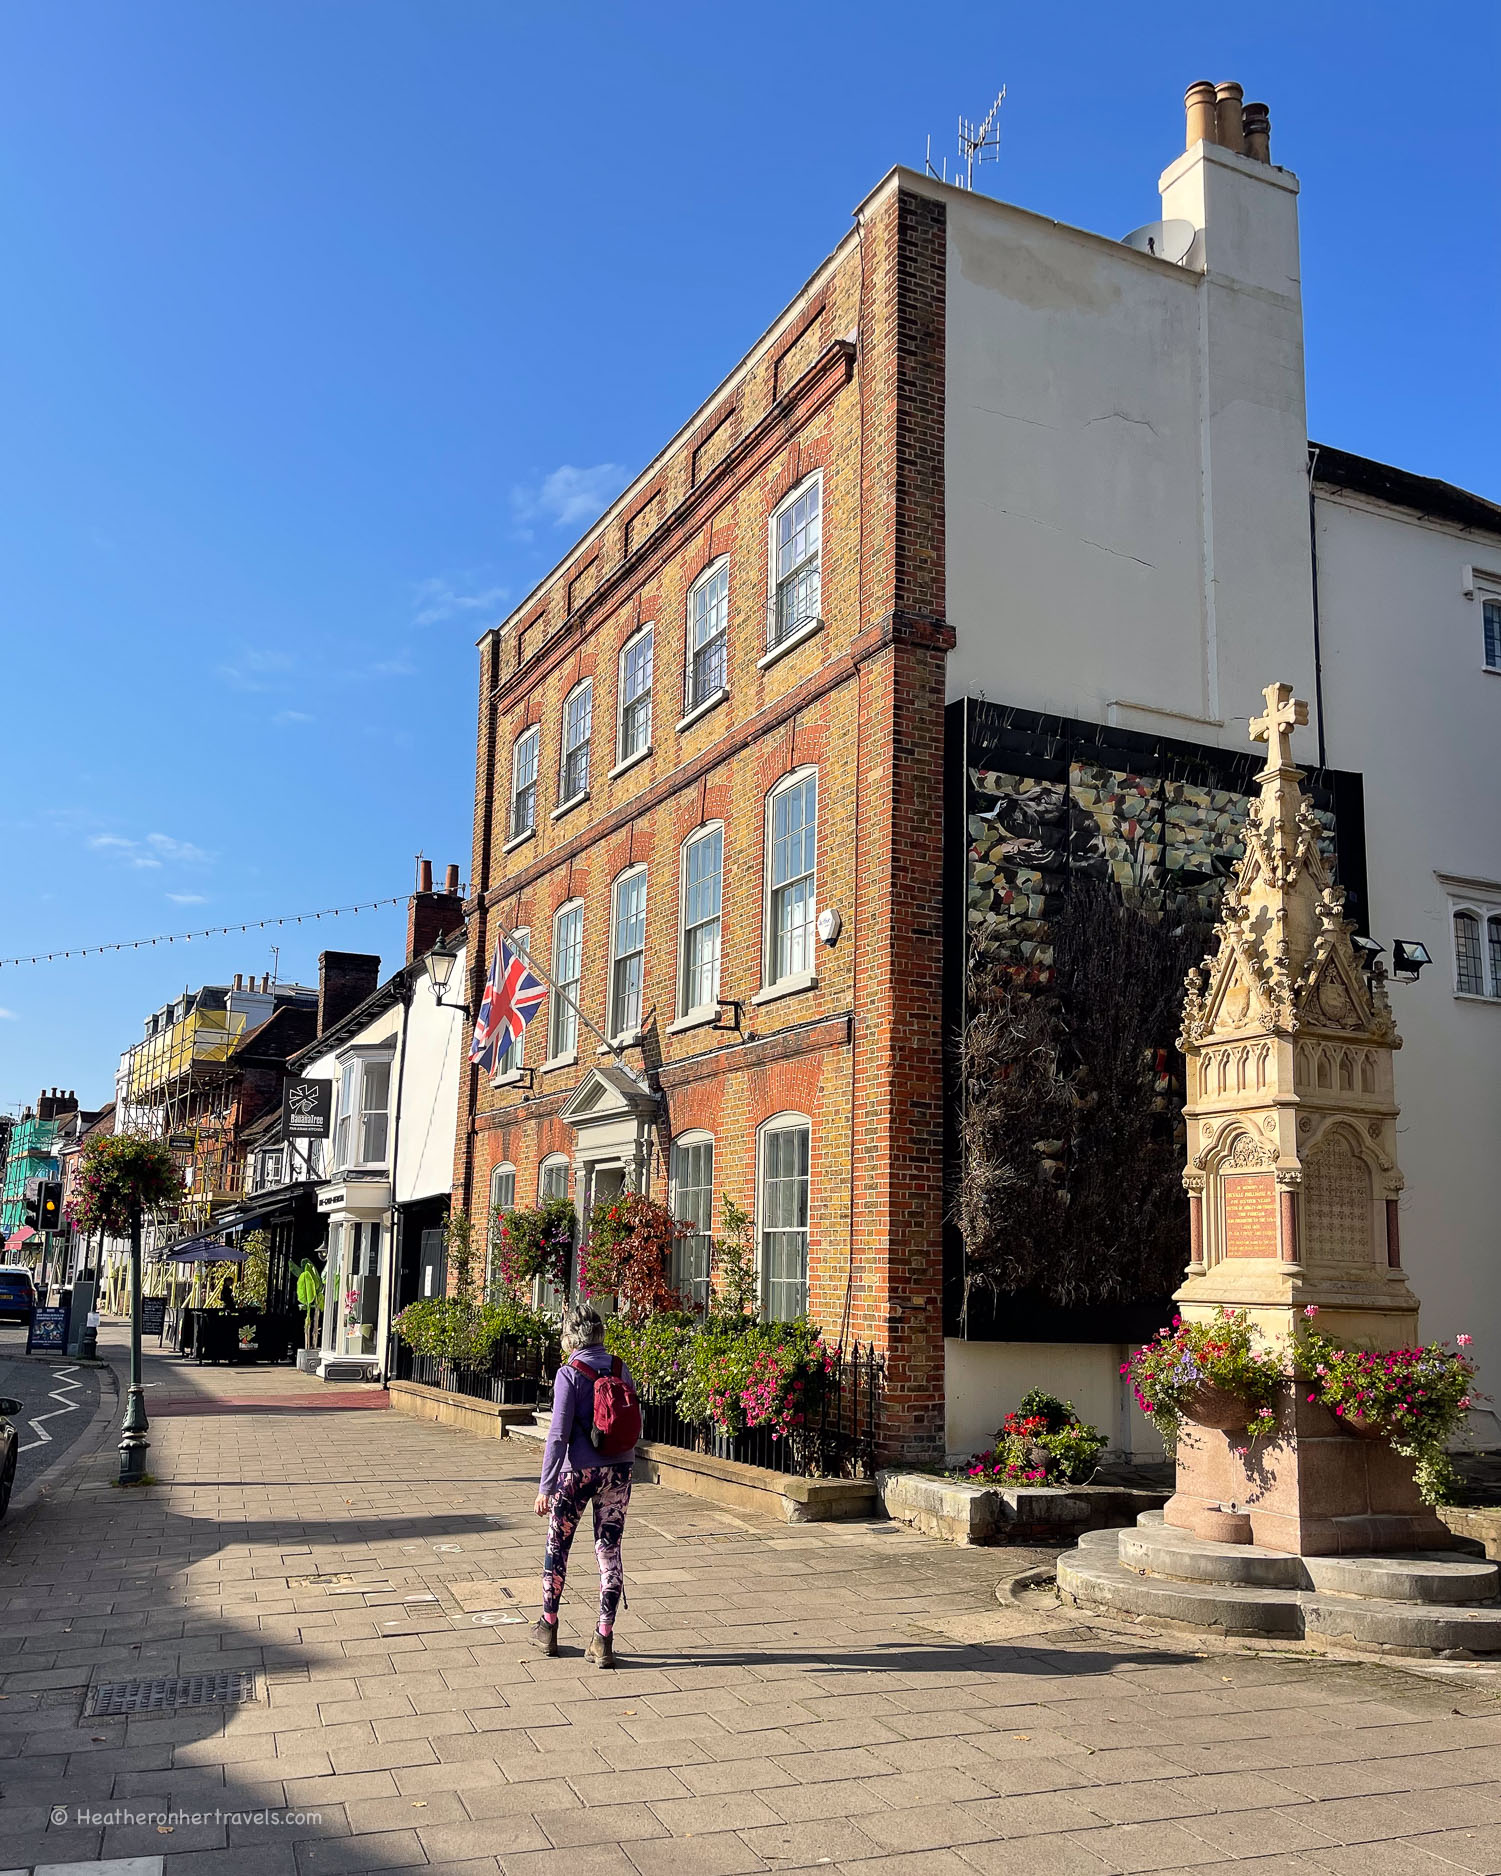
38, 1181, 62, 1232
22, 1177, 40, 1231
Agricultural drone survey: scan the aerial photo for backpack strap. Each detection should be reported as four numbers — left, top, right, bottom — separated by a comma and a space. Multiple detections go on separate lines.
611, 1356, 623, 1379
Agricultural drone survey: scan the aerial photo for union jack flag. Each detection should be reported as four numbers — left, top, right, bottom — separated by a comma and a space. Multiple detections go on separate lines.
469, 937, 547, 1075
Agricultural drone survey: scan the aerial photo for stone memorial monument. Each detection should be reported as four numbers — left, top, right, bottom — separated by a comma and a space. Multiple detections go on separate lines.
1059, 683, 1501, 1651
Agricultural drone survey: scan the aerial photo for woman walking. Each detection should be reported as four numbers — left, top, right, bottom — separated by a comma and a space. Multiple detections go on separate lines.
533, 1301, 639, 1667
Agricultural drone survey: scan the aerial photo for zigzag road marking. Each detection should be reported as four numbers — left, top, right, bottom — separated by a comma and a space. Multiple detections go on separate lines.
18, 1363, 85, 1453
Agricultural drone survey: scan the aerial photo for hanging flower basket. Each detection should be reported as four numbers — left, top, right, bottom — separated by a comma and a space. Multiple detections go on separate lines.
1181, 1380, 1257, 1432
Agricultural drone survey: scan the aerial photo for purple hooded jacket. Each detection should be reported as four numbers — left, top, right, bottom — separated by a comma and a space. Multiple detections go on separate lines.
539, 1342, 638, 1496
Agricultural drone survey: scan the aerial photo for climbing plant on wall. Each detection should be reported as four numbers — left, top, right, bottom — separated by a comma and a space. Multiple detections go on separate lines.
959, 878, 1212, 1310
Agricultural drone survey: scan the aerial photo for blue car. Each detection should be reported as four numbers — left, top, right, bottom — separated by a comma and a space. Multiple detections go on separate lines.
0, 1267, 36, 1323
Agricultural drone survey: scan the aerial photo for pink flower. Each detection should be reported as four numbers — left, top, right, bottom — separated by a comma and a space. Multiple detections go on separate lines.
1459, 1397, 1472, 1410
1232, 1445, 1249, 1457
1303, 1305, 1320, 1318
1457, 1334, 1473, 1347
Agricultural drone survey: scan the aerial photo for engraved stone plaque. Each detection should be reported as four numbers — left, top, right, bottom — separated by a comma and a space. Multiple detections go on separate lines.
1223, 1172, 1278, 1258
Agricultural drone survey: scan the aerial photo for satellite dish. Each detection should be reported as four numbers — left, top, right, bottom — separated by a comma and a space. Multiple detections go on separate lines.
1121, 218, 1196, 265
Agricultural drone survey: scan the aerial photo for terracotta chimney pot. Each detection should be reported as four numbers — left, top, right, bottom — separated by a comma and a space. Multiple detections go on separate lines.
418, 858, 433, 893
1215, 80, 1246, 155
1185, 80, 1218, 148
233, 972, 243, 991
445, 864, 460, 896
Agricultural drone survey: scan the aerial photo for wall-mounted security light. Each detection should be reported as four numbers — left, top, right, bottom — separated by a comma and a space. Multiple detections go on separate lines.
1391, 941, 1432, 983
1351, 935, 1385, 973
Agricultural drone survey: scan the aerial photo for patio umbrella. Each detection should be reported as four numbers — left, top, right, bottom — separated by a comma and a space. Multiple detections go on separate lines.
169, 1240, 246, 1265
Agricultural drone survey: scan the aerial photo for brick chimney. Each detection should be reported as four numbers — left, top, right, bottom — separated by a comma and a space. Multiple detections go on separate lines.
37, 1088, 79, 1123
406, 857, 466, 965
316, 951, 381, 1038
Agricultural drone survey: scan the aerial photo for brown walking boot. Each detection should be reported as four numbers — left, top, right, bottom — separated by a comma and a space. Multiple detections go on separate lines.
585, 1628, 615, 1669
531, 1616, 558, 1656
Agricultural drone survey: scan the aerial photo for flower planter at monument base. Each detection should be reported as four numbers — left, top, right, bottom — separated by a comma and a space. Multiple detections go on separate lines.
1181, 1382, 1255, 1432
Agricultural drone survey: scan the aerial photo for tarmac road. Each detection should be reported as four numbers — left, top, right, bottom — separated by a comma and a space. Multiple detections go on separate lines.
0, 1323, 104, 1502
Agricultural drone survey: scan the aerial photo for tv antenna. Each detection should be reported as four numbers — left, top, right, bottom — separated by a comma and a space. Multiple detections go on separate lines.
959, 85, 1006, 190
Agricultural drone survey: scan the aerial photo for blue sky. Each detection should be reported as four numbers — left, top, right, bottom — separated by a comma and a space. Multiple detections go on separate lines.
2, 2, 1497, 1113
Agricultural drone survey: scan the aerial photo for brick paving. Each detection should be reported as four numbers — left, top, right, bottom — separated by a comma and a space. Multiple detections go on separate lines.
2, 1329, 1501, 1875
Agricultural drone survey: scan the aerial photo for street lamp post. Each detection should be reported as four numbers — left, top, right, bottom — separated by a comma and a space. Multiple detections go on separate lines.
118, 1199, 150, 1483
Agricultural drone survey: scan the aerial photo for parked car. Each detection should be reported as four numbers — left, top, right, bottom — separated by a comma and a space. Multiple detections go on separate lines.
0, 1397, 19, 1518
0, 1267, 36, 1322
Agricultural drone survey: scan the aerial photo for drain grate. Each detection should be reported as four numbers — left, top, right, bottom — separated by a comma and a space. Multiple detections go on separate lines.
85, 1672, 258, 1718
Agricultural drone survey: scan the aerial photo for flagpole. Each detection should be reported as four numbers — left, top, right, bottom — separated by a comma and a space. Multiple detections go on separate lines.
482, 915, 624, 1063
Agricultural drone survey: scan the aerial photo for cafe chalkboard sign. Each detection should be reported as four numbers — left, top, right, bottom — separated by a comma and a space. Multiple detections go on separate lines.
141, 1295, 168, 1339
27, 1306, 68, 1353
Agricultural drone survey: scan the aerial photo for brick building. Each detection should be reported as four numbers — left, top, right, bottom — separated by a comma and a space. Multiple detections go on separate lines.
457, 176, 950, 1460
458, 83, 1501, 1463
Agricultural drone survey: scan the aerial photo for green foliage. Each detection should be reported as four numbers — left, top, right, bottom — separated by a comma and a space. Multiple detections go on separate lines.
392, 1292, 556, 1368
964, 1390, 1107, 1485
1124, 1307, 1285, 1450
445, 1209, 477, 1305
240, 1231, 271, 1310
1296, 1316, 1478, 1505
65, 1132, 182, 1238
707, 1197, 757, 1322
492, 1197, 574, 1295
604, 1310, 696, 1395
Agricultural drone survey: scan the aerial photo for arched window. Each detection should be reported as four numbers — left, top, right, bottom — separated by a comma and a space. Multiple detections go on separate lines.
509, 726, 540, 841
609, 866, 648, 1040
765, 769, 817, 988
488, 1163, 516, 1296
536, 1155, 573, 1313
1489, 916, 1501, 999
768, 474, 822, 650
1455, 909, 1484, 996
548, 900, 584, 1060
758, 1113, 811, 1321
678, 824, 724, 1018
560, 679, 593, 804
617, 625, 654, 764
685, 558, 729, 711
669, 1132, 714, 1309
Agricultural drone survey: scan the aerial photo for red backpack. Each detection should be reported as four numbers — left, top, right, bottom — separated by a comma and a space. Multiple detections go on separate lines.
570, 1354, 642, 1459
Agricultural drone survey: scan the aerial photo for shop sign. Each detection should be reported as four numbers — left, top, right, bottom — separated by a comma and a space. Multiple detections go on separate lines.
283, 1078, 333, 1140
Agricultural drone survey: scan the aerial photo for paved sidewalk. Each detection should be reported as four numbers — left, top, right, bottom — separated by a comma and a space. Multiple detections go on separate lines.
2, 1329, 1501, 1876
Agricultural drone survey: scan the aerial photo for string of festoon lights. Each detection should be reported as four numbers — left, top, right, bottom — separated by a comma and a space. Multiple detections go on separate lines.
0, 897, 412, 970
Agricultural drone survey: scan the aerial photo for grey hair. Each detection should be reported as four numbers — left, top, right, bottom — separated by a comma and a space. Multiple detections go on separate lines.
560, 1301, 605, 1352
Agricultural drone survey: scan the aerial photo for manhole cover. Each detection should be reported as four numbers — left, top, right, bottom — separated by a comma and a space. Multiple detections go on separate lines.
85, 1672, 258, 1717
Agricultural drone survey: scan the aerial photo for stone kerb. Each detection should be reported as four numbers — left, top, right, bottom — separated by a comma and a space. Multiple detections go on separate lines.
878, 1470, 1168, 1545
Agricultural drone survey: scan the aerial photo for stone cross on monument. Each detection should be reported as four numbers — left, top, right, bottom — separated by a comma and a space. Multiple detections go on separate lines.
1168, 679, 1445, 1554
1249, 679, 1307, 772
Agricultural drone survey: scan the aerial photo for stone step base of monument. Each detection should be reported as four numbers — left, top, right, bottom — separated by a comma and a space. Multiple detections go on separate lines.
1058, 1515, 1501, 1657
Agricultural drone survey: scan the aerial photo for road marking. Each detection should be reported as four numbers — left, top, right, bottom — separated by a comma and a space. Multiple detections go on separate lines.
18, 1364, 85, 1452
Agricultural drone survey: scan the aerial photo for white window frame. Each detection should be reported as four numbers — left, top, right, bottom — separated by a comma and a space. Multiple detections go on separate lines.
509, 726, 540, 842
494, 928, 530, 1080
1444, 881, 1501, 1001
332, 1047, 395, 1172
488, 1162, 516, 1294
536, 1154, 573, 1311
1484, 595, 1501, 675
684, 557, 730, 713
559, 679, 593, 807
616, 625, 654, 767
763, 768, 818, 991
548, 900, 584, 1062
608, 865, 648, 1042
677, 822, 724, 1020
757, 1113, 811, 1322
668, 1131, 714, 1309
766, 472, 822, 653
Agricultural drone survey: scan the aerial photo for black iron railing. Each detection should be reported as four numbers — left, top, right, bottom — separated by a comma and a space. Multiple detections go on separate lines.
390, 1332, 558, 1407
636, 1340, 882, 1479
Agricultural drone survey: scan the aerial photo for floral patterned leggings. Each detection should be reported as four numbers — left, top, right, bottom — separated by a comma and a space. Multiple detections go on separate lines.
542, 1464, 633, 1628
